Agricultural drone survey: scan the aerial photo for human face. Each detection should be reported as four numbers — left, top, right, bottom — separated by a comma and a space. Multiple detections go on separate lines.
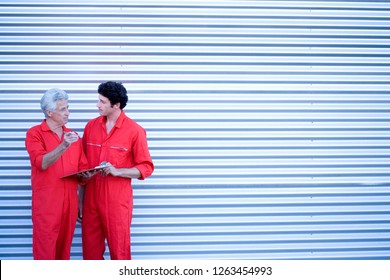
97, 94, 114, 116
47, 100, 69, 126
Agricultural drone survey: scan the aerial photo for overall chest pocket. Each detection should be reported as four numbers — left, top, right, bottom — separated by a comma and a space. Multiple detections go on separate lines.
86, 142, 102, 167
108, 145, 130, 166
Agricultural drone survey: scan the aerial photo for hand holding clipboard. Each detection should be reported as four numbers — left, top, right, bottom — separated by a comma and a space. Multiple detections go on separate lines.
62, 161, 108, 179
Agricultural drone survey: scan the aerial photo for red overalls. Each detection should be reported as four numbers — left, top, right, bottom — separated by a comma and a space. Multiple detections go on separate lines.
81, 111, 154, 260
25, 120, 88, 259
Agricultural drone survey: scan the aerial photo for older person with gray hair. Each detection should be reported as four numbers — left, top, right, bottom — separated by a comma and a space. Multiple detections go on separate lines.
25, 88, 89, 259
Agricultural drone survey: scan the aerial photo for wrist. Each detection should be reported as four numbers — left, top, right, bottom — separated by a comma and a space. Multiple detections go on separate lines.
62, 141, 70, 149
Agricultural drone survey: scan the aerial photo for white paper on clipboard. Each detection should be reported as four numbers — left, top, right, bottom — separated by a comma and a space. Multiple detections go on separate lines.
61, 165, 106, 178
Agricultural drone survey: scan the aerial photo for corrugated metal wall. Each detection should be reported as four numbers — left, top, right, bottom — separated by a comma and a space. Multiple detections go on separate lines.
0, 0, 389, 260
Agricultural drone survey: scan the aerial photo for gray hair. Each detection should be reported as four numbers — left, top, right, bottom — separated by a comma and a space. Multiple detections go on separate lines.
40, 88, 69, 118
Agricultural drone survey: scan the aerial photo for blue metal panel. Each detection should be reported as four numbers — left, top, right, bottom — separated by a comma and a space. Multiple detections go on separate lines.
0, 0, 389, 260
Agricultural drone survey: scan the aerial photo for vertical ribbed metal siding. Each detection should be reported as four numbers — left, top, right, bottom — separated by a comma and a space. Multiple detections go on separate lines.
0, 0, 389, 260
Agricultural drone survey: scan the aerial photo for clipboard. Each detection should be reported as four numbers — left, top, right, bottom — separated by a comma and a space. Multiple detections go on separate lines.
61, 165, 106, 178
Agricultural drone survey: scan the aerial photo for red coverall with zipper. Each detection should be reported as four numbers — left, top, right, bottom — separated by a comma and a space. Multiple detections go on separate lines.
81, 111, 154, 260
25, 120, 88, 260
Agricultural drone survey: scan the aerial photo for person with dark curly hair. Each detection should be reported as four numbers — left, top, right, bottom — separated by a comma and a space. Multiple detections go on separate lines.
79, 81, 154, 260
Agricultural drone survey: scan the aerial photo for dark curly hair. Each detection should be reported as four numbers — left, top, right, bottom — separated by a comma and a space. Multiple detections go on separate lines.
98, 81, 128, 109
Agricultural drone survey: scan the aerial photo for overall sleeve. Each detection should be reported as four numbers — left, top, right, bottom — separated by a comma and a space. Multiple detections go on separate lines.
132, 128, 154, 180
25, 128, 46, 171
